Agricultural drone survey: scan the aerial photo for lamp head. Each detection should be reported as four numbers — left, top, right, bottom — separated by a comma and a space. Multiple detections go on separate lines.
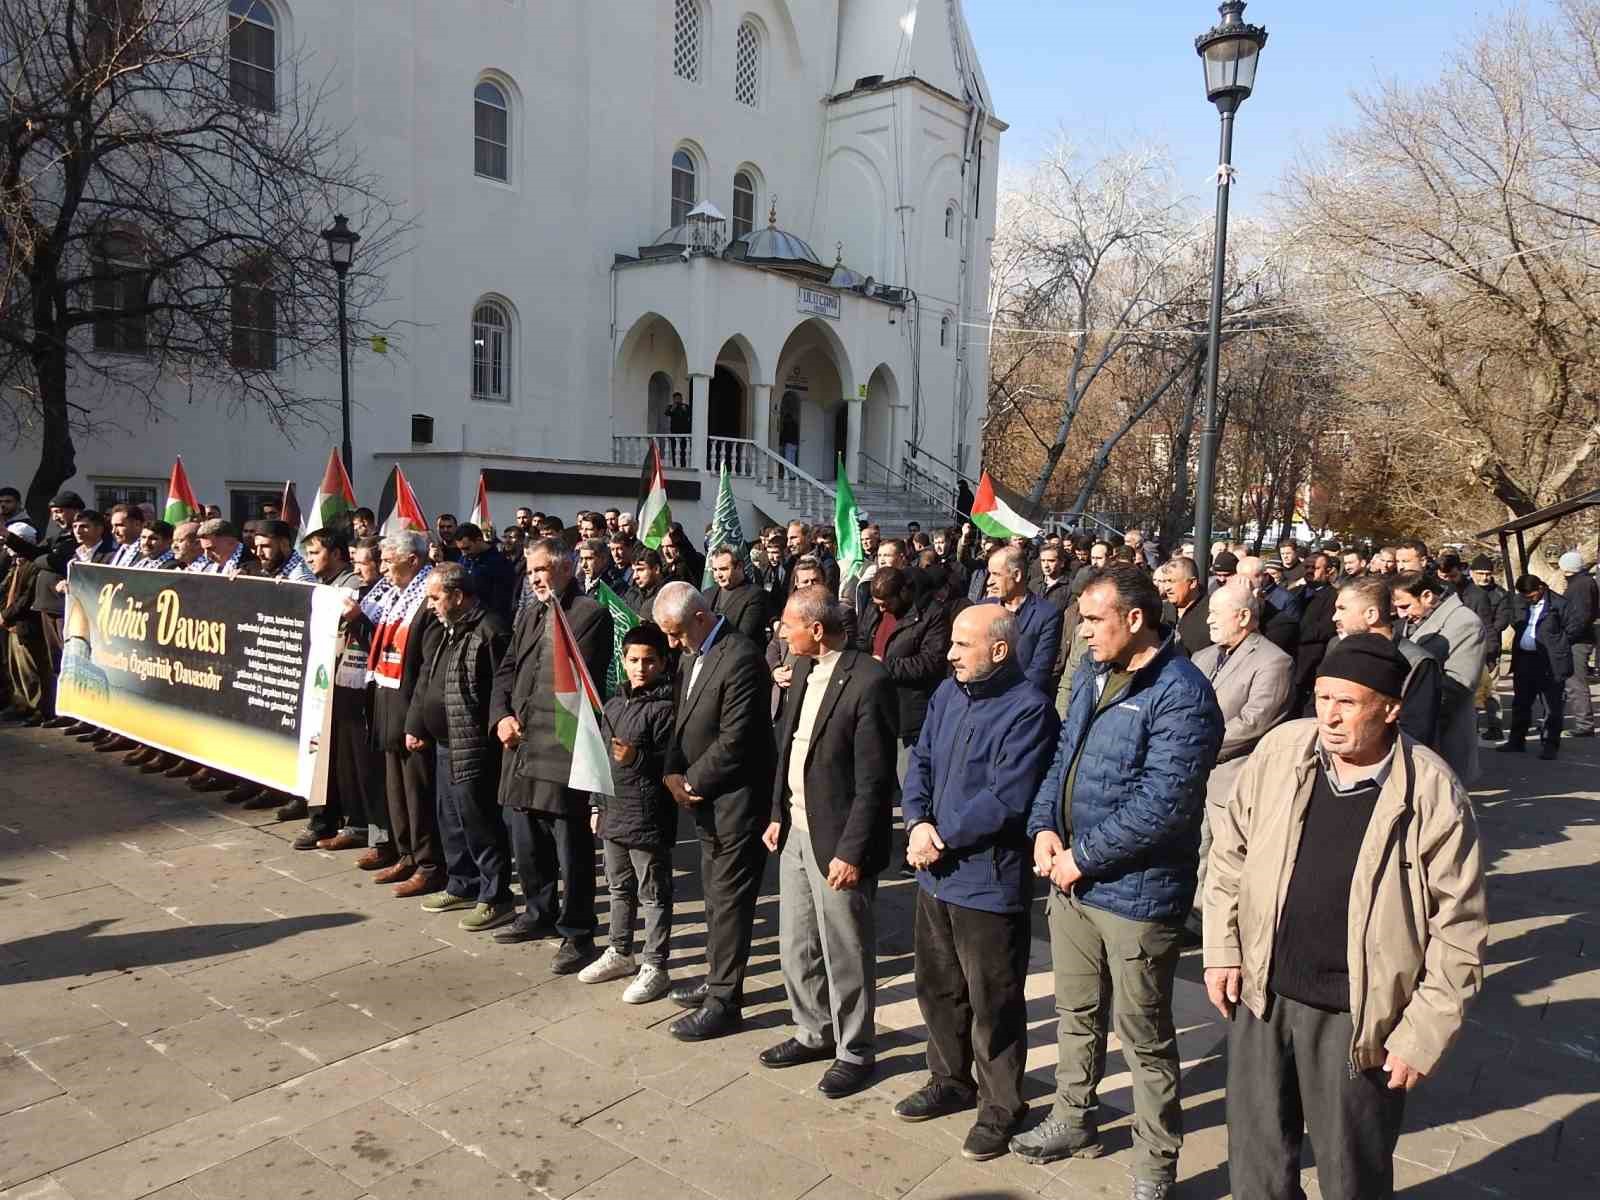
1195, 0, 1268, 113
321, 213, 360, 275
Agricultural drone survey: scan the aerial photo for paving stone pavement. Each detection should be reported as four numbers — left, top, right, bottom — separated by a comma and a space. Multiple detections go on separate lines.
0, 719, 1595, 1199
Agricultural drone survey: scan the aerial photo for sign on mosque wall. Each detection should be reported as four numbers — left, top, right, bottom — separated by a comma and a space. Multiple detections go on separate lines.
797, 284, 840, 321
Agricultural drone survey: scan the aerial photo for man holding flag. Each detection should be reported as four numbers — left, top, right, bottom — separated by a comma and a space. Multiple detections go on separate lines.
490, 536, 614, 972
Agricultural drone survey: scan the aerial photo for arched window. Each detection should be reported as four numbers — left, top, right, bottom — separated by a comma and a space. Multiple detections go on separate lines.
230, 257, 277, 370
940, 315, 951, 348
471, 300, 511, 401
944, 204, 956, 239
732, 170, 756, 240
474, 81, 509, 181
734, 20, 761, 107
673, 0, 703, 83
91, 230, 149, 354
228, 0, 276, 112
671, 150, 697, 227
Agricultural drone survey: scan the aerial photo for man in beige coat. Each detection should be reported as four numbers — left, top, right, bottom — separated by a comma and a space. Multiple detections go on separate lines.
1204, 633, 1487, 1200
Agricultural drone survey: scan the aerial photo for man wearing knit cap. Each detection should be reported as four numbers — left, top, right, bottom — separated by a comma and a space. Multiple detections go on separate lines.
1205, 633, 1487, 1200
1558, 551, 1597, 737
1462, 555, 1513, 738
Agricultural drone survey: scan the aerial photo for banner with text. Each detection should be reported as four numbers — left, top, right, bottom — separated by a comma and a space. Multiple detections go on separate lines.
56, 565, 343, 798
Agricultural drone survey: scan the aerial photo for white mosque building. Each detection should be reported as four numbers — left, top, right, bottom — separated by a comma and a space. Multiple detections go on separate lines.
1, 0, 1003, 535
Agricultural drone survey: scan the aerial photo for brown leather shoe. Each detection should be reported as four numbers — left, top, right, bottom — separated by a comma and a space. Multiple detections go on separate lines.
164, 758, 200, 778
124, 746, 156, 766
317, 833, 367, 852
393, 872, 442, 899
141, 753, 179, 774
373, 861, 414, 885
95, 735, 136, 753
356, 846, 399, 871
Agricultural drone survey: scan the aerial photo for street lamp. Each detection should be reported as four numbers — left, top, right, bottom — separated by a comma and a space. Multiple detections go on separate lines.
320, 214, 361, 483
1191, 1, 1266, 577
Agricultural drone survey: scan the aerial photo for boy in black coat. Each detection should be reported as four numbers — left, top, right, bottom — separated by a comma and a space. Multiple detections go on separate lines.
582, 623, 678, 1002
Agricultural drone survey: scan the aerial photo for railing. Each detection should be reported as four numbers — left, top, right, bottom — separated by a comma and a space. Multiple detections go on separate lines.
612, 433, 694, 470
902, 440, 978, 497
707, 436, 835, 522
903, 455, 961, 510
859, 450, 963, 522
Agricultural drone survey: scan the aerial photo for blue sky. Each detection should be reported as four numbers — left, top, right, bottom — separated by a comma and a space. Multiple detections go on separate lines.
964, 0, 1557, 212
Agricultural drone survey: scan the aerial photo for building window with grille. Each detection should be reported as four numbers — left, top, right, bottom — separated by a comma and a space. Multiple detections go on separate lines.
671, 150, 697, 227
230, 259, 277, 371
472, 300, 511, 402
673, 0, 703, 83
228, 0, 275, 112
734, 21, 761, 107
474, 81, 509, 181
90, 231, 149, 354
732, 170, 756, 240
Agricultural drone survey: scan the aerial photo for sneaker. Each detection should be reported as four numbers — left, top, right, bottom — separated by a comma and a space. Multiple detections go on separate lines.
420, 891, 475, 913
1009, 1117, 1104, 1165
459, 902, 516, 932
551, 938, 598, 975
622, 963, 672, 1004
1131, 1182, 1173, 1200
894, 1081, 977, 1123
578, 947, 637, 984
961, 1121, 1011, 1162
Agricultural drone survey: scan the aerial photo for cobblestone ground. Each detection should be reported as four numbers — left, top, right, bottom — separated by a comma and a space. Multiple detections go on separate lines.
0, 717, 1594, 1200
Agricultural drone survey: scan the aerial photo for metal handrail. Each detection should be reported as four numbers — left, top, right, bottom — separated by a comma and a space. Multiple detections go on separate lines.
859, 450, 962, 521
903, 440, 978, 489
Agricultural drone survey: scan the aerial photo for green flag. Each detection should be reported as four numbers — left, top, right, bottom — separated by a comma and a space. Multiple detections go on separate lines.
834, 455, 863, 590
702, 464, 746, 589
593, 581, 639, 698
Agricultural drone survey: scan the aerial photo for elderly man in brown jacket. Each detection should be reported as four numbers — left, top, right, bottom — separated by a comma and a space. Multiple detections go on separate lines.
1204, 633, 1487, 1200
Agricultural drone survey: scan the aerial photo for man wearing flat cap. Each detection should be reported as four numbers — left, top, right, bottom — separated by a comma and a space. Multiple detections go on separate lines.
1459, 555, 1513, 739
1205, 633, 1487, 1200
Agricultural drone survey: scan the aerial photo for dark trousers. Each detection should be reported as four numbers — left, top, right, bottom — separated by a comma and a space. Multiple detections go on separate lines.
313, 710, 373, 840
383, 746, 439, 875
1567, 642, 1594, 734
1509, 651, 1565, 748
913, 888, 1032, 1130
506, 808, 597, 939
436, 747, 512, 905
700, 828, 767, 1010
40, 613, 63, 716
1227, 996, 1406, 1200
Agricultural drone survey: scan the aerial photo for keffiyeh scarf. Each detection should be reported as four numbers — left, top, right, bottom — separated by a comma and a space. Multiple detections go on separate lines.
366, 565, 433, 690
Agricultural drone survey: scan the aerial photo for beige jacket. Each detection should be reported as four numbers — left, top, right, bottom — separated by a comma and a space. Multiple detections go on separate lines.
1204, 719, 1487, 1075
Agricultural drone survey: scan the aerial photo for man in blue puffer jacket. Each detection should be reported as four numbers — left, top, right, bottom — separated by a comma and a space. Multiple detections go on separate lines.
1010, 565, 1223, 1200
893, 604, 1061, 1163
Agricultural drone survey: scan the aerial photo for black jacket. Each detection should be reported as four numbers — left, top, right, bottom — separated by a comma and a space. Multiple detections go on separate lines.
1395, 636, 1445, 751
1458, 579, 1512, 659
1164, 592, 1212, 658
461, 547, 517, 623
856, 601, 952, 741
490, 579, 613, 813
771, 650, 898, 877
599, 677, 678, 848
1511, 592, 1574, 680
666, 623, 776, 839
1563, 572, 1598, 645
624, 578, 664, 622
706, 580, 769, 646
1294, 582, 1337, 698
407, 606, 510, 785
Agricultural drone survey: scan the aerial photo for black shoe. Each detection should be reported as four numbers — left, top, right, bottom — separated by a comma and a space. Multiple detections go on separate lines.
817, 1060, 875, 1099
1540, 745, 1559, 760
961, 1120, 1012, 1162
551, 938, 597, 975
670, 982, 709, 1010
669, 1003, 742, 1042
275, 797, 309, 822
42, 716, 75, 730
1496, 741, 1525, 754
1484, 726, 1504, 741
759, 1037, 836, 1069
894, 1082, 977, 1123
291, 828, 323, 851
492, 916, 559, 944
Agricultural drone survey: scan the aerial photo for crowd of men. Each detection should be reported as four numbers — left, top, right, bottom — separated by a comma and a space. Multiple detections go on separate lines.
11, 483, 1573, 1198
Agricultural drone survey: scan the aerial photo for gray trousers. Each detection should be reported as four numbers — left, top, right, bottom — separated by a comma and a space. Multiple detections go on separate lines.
1227, 996, 1406, 1200
603, 839, 672, 966
1567, 643, 1594, 733
1048, 890, 1185, 1185
779, 831, 877, 1065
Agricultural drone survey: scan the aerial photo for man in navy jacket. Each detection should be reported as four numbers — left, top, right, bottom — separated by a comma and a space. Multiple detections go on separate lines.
982, 544, 1063, 694
1012, 565, 1223, 1198
1500, 573, 1573, 759
894, 604, 1060, 1162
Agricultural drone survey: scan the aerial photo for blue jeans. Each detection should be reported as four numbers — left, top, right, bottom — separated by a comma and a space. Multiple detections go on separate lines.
434, 746, 511, 904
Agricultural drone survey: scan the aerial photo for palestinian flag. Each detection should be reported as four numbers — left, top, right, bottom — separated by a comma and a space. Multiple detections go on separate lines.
307, 448, 357, 533
834, 455, 863, 590
593, 580, 639, 698
970, 470, 1040, 540
163, 457, 201, 524
701, 464, 745, 589
636, 441, 671, 550
279, 480, 302, 532
550, 600, 615, 795
379, 465, 428, 537
468, 472, 492, 530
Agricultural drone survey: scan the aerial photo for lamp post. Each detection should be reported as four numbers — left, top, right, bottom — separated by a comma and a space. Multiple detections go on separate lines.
1192, 1, 1266, 577
320, 214, 361, 482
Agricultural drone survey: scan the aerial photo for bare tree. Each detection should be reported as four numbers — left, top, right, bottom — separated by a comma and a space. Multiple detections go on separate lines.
0, 0, 408, 521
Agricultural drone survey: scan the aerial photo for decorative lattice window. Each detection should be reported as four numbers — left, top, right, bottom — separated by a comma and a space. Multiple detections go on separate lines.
732, 171, 756, 239
472, 301, 510, 401
735, 21, 761, 107
673, 0, 702, 83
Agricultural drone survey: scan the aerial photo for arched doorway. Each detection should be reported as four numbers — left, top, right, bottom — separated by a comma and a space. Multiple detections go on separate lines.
648, 371, 672, 434
833, 406, 849, 475
771, 318, 853, 480
709, 366, 744, 439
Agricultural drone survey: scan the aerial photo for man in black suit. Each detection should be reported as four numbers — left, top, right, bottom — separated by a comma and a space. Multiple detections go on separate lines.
490, 537, 614, 970
653, 580, 777, 1041
759, 586, 898, 1099
1500, 573, 1573, 760
705, 545, 770, 645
